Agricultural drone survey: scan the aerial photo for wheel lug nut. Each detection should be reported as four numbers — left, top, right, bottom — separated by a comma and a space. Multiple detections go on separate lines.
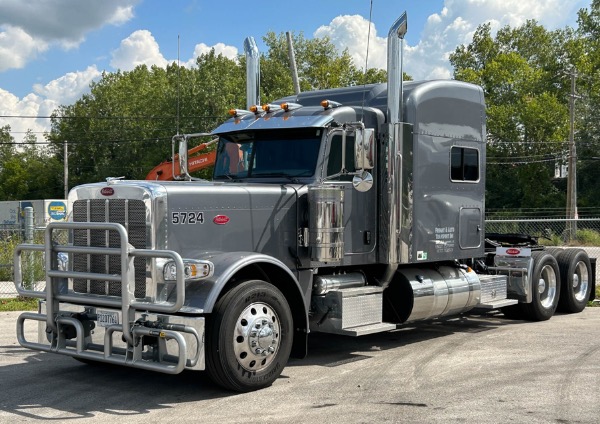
255, 348, 262, 354
250, 331, 257, 337
251, 341, 257, 347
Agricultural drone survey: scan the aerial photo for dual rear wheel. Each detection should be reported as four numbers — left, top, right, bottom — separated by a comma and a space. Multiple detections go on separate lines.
502, 248, 592, 321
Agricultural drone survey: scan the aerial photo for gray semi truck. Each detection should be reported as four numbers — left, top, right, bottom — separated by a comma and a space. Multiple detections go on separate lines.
14, 12, 596, 392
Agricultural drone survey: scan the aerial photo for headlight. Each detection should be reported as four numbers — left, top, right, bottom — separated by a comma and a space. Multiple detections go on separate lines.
162, 259, 213, 282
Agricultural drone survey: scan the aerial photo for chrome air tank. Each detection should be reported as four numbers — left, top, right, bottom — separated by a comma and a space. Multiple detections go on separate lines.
308, 185, 344, 263
393, 266, 481, 323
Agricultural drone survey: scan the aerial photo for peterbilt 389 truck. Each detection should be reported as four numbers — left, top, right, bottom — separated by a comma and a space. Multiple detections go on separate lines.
14, 12, 596, 392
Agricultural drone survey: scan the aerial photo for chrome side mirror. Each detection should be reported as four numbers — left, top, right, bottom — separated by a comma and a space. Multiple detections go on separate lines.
355, 128, 375, 170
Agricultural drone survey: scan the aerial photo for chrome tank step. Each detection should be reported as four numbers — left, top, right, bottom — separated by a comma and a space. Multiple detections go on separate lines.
475, 274, 516, 309
475, 298, 518, 309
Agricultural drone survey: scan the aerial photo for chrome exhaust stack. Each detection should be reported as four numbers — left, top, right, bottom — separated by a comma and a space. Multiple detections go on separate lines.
386, 12, 407, 125
244, 36, 260, 110
379, 12, 407, 288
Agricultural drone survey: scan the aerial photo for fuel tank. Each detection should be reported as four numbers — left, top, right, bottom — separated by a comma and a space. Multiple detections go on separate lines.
385, 265, 481, 323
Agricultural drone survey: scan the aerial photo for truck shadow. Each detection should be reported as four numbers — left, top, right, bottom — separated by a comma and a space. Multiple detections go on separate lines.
0, 311, 523, 420
295, 310, 523, 367
0, 349, 228, 420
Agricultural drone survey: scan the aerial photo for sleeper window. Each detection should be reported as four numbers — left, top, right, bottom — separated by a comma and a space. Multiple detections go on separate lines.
451, 147, 479, 182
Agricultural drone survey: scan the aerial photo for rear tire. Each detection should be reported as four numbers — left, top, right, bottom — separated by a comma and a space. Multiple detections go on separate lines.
544, 247, 563, 257
522, 251, 560, 321
556, 249, 591, 313
206, 280, 293, 392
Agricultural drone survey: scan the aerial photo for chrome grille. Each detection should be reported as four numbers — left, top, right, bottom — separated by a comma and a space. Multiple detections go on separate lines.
72, 199, 147, 298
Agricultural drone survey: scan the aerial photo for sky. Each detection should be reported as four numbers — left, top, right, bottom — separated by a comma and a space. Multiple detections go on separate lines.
0, 0, 592, 141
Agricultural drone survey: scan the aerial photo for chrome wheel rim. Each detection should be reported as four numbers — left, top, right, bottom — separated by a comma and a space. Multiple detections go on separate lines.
233, 302, 281, 372
573, 261, 589, 302
539, 264, 557, 309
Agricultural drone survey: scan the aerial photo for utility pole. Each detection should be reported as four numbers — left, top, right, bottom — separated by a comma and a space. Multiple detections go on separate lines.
64, 140, 68, 200
566, 70, 578, 241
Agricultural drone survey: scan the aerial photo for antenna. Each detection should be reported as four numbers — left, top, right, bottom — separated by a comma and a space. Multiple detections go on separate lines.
360, 0, 374, 120
177, 34, 181, 135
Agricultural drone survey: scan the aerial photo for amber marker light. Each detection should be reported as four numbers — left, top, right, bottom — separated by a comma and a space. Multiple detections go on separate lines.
228, 109, 253, 118
281, 102, 302, 112
262, 103, 282, 113
320, 99, 342, 110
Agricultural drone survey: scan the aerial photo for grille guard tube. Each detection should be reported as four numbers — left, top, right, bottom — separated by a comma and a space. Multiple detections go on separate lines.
17, 312, 189, 374
13, 221, 186, 345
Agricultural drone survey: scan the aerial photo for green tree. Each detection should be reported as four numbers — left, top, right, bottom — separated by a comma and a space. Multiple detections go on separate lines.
451, 21, 573, 213
0, 127, 62, 200
573, 0, 600, 213
49, 51, 245, 184
260, 31, 389, 101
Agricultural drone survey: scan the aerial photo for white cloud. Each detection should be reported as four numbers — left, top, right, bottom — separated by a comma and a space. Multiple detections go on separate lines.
0, 67, 101, 141
0, 0, 138, 71
184, 42, 239, 67
33, 66, 101, 104
315, 15, 387, 71
315, 0, 589, 80
0, 89, 49, 141
408, 0, 589, 80
110, 30, 168, 71
0, 26, 47, 71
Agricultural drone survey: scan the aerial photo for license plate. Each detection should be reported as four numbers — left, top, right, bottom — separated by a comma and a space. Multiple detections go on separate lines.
96, 310, 119, 327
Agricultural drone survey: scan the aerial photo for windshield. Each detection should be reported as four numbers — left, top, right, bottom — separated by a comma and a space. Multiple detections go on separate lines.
213, 128, 322, 180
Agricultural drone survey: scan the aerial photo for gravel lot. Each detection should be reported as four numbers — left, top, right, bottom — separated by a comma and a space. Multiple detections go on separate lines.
1, 308, 599, 423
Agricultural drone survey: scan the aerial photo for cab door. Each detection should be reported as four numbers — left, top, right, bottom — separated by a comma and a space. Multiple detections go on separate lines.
323, 128, 377, 262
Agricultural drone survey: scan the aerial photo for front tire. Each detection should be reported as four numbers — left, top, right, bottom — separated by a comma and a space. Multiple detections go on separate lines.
206, 280, 293, 392
522, 251, 560, 321
556, 249, 591, 313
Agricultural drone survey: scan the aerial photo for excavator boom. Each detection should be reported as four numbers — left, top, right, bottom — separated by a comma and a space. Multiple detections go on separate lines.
146, 140, 217, 181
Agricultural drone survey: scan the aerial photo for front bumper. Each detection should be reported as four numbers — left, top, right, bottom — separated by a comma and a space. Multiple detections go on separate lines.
14, 221, 204, 373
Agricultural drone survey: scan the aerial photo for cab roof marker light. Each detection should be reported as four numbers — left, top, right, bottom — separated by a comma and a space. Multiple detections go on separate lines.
249, 105, 261, 114
321, 99, 342, 110
262, 103, 282, 113
281, 102, 302, 112
229, 109, 253, 118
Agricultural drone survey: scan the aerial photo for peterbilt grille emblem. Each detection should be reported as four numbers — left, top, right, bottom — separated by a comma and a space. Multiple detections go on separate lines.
101, 187, 114, 196
213, 215, 230, 225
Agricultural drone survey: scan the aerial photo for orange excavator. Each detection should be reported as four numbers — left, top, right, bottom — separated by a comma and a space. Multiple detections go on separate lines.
145, 138, 217, 181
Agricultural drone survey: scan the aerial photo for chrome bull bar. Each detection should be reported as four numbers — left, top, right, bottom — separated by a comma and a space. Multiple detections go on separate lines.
13, 222, 201, 374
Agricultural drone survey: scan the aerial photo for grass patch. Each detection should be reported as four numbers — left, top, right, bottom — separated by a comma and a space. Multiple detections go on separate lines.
0, 296, 38, 312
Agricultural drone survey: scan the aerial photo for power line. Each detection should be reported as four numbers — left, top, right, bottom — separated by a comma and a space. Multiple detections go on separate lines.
0, 114, 224, 120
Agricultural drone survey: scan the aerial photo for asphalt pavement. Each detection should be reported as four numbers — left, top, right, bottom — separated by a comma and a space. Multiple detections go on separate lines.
1, 308, 599, 423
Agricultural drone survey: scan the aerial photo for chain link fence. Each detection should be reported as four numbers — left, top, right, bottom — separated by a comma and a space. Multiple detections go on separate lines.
1, 227, 67, 298
485, 218, 600, 254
